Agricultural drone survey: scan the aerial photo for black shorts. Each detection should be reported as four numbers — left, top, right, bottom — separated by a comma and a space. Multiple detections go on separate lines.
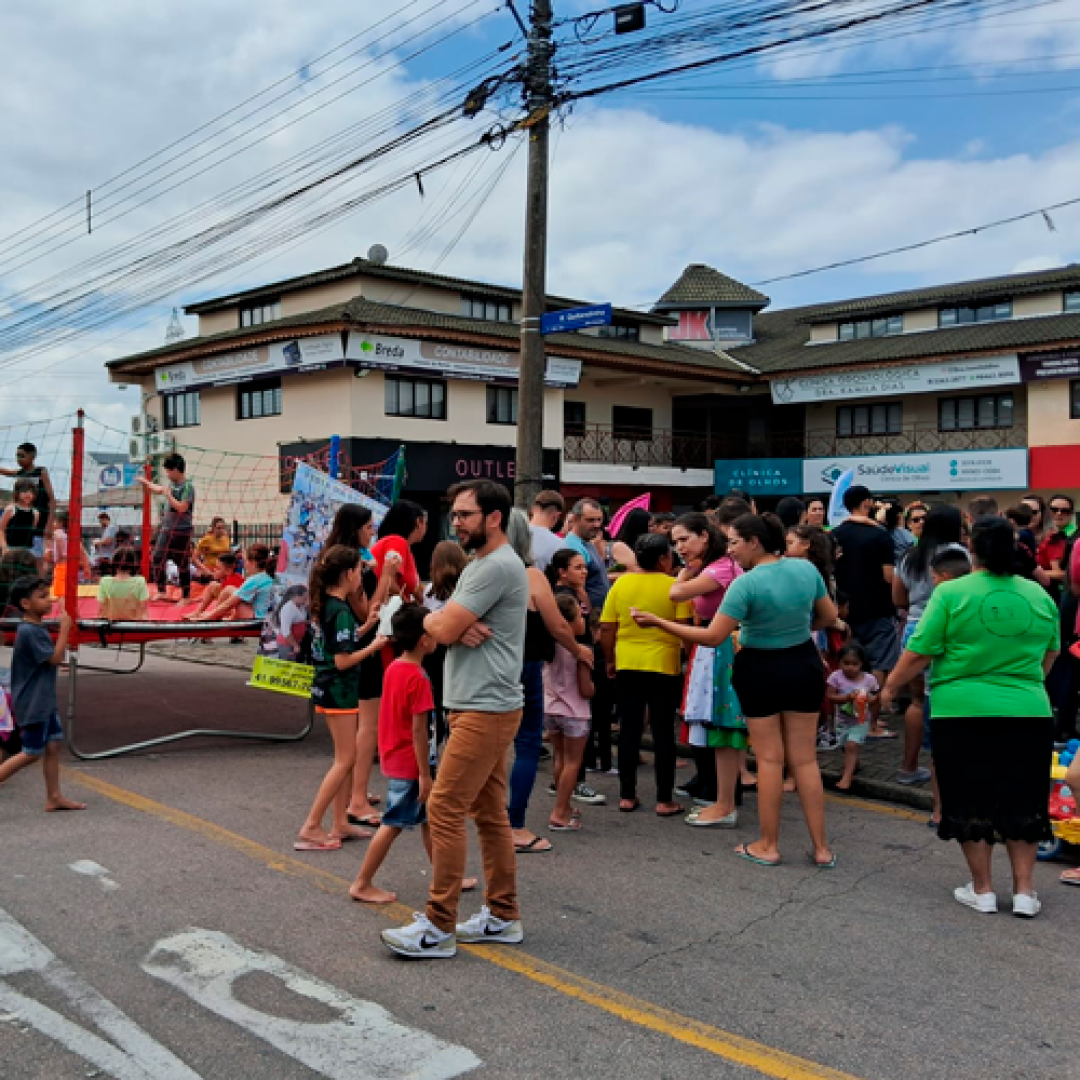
732, 640, 825, 719
358, 651, 384, 701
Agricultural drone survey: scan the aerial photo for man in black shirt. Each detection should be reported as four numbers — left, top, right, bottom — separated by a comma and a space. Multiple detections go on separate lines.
832, 485, 900, 731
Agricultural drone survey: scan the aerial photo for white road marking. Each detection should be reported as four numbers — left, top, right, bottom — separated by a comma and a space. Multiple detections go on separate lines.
143, 929, 482, 1080
69, 860, 121, 891
0, 907, 203, 1079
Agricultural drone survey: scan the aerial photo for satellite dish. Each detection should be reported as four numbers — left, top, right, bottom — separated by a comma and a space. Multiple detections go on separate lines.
367, 244, 389, 266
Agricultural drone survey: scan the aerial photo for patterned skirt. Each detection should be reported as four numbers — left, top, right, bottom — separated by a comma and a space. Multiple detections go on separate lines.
681, 639, 748, 751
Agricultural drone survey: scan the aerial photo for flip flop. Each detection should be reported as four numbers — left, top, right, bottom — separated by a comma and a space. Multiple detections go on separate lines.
514, 836, 553, 853
809, 852, 838, 869
619, 798, 640, 813
1060, 868, 1080, 887
735, 843, 780, 867
548, 818, 582, 831
293, 838, 342, 852
656, 804, 684, 818
348, 814, 382, 828
867, 730, 898, 740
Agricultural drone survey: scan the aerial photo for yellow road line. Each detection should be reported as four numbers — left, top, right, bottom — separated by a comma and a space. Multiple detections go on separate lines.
68, 769, 867, 1080
823, 792, 925, 822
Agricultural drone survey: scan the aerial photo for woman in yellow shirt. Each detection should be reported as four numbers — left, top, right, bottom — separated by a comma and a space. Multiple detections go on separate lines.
192, 517, 232, 582
600, 532, 691, 815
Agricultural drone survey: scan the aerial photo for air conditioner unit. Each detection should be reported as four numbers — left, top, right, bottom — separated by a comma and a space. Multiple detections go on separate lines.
129, 437, 145, 460
147, 432, 175, 456
131, 414, 159, 436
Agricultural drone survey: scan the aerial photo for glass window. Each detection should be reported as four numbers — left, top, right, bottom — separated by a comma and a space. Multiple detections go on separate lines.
938, 301, 1011, 327
237, 378, 282, 421
486, 386, 518, 425
239, 300, 280, 328
164, 391, 201, 429
596, 324, 640, 341
385, 376, 447, 420
938, 393, 1013, 430
462, 296, 512, 322
837, 402, 901, 436
838, 322, 855, 341
1065, 291, 1080, 313
612, 406, 653, 441
1072, 381, 1080, 419
837, 316, 903, 340
564, 401, 586, 437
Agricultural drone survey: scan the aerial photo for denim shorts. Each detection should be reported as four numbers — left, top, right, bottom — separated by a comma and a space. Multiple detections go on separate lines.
20, 711, 64, 757
544, 713, 591, 739
835, 719, 870, 747
381, 776, 426, 830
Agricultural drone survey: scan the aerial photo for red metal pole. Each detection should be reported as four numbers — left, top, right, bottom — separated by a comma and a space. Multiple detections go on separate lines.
66, 411, 85, 648
141, 459, 152, 581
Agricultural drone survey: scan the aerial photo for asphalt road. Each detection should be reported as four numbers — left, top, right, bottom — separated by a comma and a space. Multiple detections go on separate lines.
1, 651, 1077, 1080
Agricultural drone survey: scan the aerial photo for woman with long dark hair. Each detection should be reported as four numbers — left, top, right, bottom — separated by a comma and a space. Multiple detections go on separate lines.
610, 507, 652, 576
882, 518, 1059, 917
372, 499, 428, 605
633, 514, 837, 866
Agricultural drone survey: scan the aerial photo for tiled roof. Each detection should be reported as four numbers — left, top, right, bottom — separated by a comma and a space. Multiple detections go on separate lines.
799, 264, 1080, 322
655, 264, 769, 310
108, 295, 749, 378
183, 256, 674, 326
730, 305, 1080, 374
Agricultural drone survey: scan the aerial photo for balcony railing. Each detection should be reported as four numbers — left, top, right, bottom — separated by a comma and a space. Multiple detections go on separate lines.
563, 423, 1028, 470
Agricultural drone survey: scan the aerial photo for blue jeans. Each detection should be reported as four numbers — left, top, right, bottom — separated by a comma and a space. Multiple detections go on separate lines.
508, 660, 544, 830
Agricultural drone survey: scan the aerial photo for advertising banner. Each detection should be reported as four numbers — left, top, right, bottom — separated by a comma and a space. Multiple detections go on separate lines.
345, 333, 582, 388
1019, 350, 1080, 382
771, 355, 1020, 405
803, 448, 1028, 493
156, 334, 346, 392
714, 458, 802, 495
248, 656, 313, 698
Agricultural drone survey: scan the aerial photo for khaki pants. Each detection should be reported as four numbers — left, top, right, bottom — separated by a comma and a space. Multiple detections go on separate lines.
425, 708, 522, 933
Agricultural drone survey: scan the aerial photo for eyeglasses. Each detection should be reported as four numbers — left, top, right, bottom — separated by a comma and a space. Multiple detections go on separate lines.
449, 509, 482, 522
1051, 506, 1073, 515
909, 515, 926, 525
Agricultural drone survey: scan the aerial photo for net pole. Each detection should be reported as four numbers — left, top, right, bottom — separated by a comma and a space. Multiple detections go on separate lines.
329, 435, 340, 481
140, 460, 152, 580
66, 411, 85, 648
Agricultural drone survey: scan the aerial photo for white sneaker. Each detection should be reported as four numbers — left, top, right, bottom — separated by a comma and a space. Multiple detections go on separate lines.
572, 783, 606, 805
1012, 892, 1042, 918
953, 883, 998, 914
455, 905, 524, 945
380, 913, 457, 959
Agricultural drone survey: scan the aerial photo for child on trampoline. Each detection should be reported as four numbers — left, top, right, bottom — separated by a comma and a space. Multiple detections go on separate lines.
0, 576, 85, 811
97, 548, 149, 622
297, 545, 388, 851
183, 552, 244, 620
186, 543, 274, 622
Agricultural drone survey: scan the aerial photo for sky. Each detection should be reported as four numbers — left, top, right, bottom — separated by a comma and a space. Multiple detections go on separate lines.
4, 0, 1080, 442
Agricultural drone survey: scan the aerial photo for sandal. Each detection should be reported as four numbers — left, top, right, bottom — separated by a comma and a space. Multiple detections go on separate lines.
548, 818, 582, 831
735, 842, 780, 867
619, 798, 640, 813
809, 852, 837, 869
514, 836, 553, 853
1061, 867, 1080, 887
655, 803, 684, 818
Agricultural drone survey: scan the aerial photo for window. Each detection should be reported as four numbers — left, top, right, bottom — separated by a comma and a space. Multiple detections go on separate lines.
461, 295, 513, 322
164, 391, 201, 429
1072, 381, 1080, 419
564, 401, 587, 437
836, 402, 902, 437
938, 393, 1014, 431
837, 315, 903, 341
938, 301, 1012, 327
238, 377, 282, 420
239, 299, 281, 327
612, 405, 653, 442
385, 375, 447, 420
486, 386, 518, 425
596, 323, 640, 341
1066, 291, 1080, 313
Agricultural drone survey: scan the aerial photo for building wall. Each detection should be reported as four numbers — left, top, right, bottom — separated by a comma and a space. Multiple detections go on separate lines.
904, 308, 937, 332
1026, 379, 1077, 446
198, 310, 238, 336
565, 378, 675, 430
1014, 292, 1062, 318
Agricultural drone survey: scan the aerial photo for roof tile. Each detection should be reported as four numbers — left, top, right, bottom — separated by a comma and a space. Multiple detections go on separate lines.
655, 264, 769, 309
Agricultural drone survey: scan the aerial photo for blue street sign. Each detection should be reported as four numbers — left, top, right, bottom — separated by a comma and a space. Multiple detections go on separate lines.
540, 303, 612, 335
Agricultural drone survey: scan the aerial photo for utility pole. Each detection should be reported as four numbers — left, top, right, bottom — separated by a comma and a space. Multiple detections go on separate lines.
514, 0, 553, 509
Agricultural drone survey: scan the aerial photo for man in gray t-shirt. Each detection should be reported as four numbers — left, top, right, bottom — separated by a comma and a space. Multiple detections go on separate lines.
381, 481, 528, 961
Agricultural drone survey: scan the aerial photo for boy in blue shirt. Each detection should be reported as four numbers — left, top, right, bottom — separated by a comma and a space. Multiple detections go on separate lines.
0, 576, 85, 811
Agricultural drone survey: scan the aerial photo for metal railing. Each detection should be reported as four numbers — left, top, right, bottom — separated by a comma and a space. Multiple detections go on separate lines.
563, 422, 1028, 469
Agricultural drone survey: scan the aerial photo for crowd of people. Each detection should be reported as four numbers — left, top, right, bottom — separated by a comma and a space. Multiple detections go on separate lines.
3, 450, 1080, 952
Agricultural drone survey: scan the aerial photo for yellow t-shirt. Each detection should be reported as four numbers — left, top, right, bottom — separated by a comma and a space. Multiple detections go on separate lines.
195, 532, 231, 570
600, 572, 692, 675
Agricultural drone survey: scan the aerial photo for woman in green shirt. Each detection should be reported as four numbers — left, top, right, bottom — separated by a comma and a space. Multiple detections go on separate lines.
882, 517, 1060, 919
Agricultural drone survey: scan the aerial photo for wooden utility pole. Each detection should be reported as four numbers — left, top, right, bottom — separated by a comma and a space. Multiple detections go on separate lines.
514, 0, 553, 509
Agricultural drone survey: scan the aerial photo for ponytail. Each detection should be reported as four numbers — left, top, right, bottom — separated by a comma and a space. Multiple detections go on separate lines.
733, 512, 785, 556
309, 544, 360, 620
971, 516, 1016, 577
246, 542, 272, 573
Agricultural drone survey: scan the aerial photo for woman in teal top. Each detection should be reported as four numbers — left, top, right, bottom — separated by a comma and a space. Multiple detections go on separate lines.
882, 517, 1060, 919
634, 513, 838, 870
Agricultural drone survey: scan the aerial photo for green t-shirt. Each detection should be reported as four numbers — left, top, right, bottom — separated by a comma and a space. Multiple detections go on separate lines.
719, 558, 826, 650
907, 571, 1059, 718
310, 596, 360, 710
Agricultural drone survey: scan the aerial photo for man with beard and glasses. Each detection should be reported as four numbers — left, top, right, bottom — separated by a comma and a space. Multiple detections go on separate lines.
381, 480, 528, 960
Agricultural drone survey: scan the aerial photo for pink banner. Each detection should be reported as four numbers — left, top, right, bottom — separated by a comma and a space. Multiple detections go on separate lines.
608, 492, 651, 538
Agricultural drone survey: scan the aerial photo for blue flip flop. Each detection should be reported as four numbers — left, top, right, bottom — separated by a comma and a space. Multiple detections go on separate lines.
735, 843, 780, 867
809, 852, 837, 869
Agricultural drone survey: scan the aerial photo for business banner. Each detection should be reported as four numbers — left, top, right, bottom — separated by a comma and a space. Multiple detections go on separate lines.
345, 333, 582, 388
771, 355, 1020, 405
248, 656, 313, 698
804, 449, 1028, 493
1020, 350, 1080, 382
156, 334, 346, 392
714, 458, 802, 495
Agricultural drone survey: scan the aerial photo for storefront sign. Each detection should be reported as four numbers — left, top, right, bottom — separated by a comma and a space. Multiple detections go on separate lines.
345, 333, 582, 388
714, 457, 802, 495
1020, 350, 1080, 382
156, 334, 346, 391
803, 448, 1028, 493
97, 463, 140, 492
771, 355, 1020, 405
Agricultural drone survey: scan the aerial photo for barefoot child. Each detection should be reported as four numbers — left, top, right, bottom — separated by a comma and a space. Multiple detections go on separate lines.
189, 544, 274, 621
296, 545, 387, 852
183, 552, 243, 620
0, 577, 85, 811
826, 644, 879, 793
546, 593, 594, 831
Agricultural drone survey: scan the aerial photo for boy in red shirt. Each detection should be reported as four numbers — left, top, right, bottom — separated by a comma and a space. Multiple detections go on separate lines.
349, 604, 439, 905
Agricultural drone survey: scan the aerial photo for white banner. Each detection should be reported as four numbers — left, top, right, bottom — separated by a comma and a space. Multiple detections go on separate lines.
771, 355, 1020, 404
157, 334, 346, 392
804, 448, 1029, 493
346, 332, 582, 388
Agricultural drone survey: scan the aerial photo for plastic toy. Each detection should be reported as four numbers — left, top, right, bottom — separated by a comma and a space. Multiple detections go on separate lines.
1039, 753, 1080, 861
